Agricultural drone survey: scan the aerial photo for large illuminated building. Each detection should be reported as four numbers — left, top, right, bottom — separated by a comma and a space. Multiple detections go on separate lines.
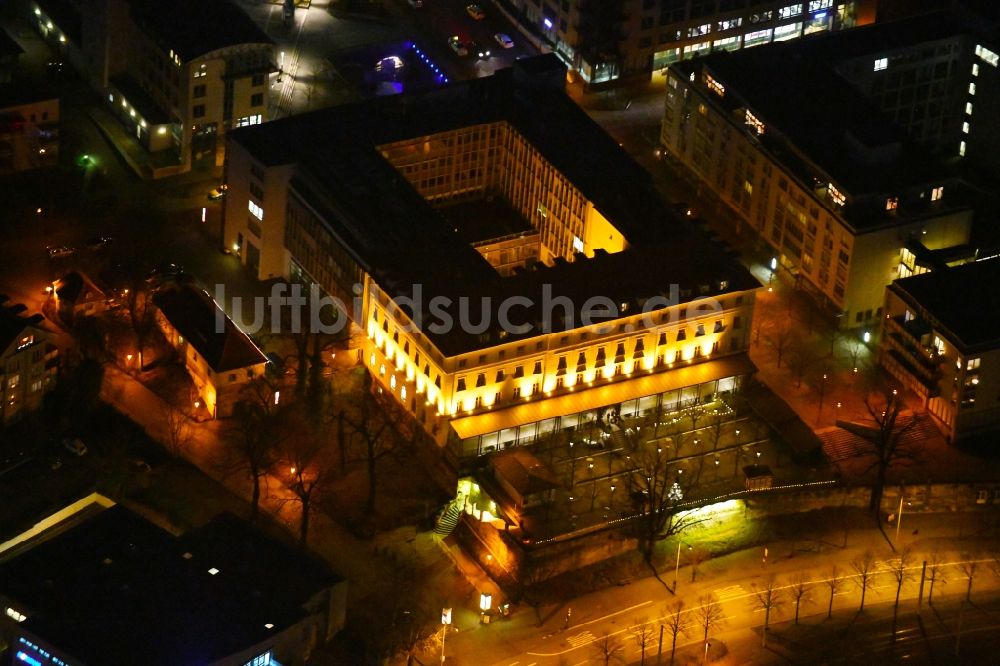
223, 56, 760, 467
499, 0, 876, 86
880, 258, 1000, 443
25, 0, 274, 172
660, 13, 987, 330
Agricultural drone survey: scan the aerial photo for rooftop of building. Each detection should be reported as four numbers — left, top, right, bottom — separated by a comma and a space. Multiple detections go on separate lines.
34, 0, 82, 46
677, 45, 949, 205
890, 258, 1000, 351
152, 284, 267, 373
490, 449, 561, 497
109, 73, 171, 125
0, 506, 340, 666
232, 56, 759, 355
0, 301, 46, 354
0, 28, 24, 59
54, 271, 105, 304
126, 0, 273, 62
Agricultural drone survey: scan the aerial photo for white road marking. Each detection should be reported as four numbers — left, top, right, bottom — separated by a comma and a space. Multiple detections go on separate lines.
568, 631, 596, 648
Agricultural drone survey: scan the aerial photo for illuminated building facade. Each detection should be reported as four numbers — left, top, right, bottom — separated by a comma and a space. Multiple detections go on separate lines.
498, 0, 875, 86
26, 0, 274, 171
224, 56, 760, 464
660, 25, 975, 330
880, 259, 1000, 443
0, 303, 58, 424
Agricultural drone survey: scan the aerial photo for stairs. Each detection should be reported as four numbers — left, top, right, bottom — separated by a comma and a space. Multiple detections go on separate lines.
820, 415, 942, 462
433, 501, 463, 537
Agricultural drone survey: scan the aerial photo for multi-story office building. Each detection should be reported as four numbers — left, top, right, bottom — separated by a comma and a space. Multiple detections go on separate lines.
0, 27, 58, 174
0, 302, 59, 424
27, 0, 273, 172
224, 56, 760, 464
659, 25, 975, 329
880, 258, 1000, 442
499, 0, 876, 86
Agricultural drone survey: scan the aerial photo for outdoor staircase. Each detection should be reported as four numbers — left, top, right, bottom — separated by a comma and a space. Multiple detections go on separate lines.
819, 415, 942, 462
433, 501, 463, 537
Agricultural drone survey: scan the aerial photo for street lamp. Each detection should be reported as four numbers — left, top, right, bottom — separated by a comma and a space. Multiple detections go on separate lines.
440, 608, 452, 664
895, 495, 912, 543
479, 592, 492, 612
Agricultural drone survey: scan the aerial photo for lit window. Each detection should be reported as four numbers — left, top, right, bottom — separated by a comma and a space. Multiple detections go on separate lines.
885, 197, 898, 211
779, 4, 802, 19
976, 44, 999, 68
248, 200, 263, 220
972, 63, 980, 76
705, 73, 725, 96
208, 567, 220, 575
873, 57, 888, 71
967, 357, 981, 371
962, 121, 970, 134
5, 607, 26, 622
931, 186, 944, 202
745, 109, 765, 135
828, 183, 846, 207
959, 140, 967, 156
969, 82, 976, 95
966, 102, 973, 115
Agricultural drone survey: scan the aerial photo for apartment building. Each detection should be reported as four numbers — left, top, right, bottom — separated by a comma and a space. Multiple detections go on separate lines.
224, 56, 760, 464
27, 0, 273, 172
0, 302, 59, 424
0, 27, 58, 174
499, 0, 875, 86
880, 259, 1000, 443
659, 31, 974, 329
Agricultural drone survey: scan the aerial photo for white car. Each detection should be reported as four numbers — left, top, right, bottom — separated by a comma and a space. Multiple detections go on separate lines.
448, 36, 468, 57
494, 33, 514, 49
47, 245, 75, 259
466, 4, 485, 20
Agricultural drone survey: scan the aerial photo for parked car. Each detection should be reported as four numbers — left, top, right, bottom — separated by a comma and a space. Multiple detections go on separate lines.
61, 438, 88, 457
470, 41, 491, 59
448, 35, 468, 56
494, 33, 514, 49
466, 4, 485, 19
47, 245, 75, 259
208, 184, 228, 200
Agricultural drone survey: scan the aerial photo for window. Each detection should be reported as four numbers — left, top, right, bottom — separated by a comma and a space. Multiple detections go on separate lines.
962, 121, 970, 134
886, 197, 898, 211
533, 361, 542, 375
193, 64, 207, 78
959, 140, 967, 157
873, 57, 888, 72
972, 63, 980, 77
966, 101, 974, 115
969, 82, 977, 95
475, 374, 486, 388
248, 200, 263, 220
778, 4, 802, 19
931, 186, 944, 202
457, 377, 467, 391
967, 357, 981, 371
251, 93, 264, 107
192, 104, 205, 118
193, 84, 206, 98
513, 386, 521, 399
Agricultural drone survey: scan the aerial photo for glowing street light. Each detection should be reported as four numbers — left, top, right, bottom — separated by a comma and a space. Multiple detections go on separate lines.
479, 592, 492, 612
440, 607, 452, 664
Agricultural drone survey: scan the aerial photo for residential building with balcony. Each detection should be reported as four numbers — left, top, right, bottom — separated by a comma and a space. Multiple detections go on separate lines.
880, 258, 1000, 443
26, 0, 274, 173
498, 0, 876, 86
0, 302, 59, 424
659, 26, 975, 329
223, 56, 760, 468
0, 27, 58, 174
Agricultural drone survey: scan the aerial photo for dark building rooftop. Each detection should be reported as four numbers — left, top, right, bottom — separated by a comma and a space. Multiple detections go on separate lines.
152, 284, 267, 373
0, 507, 340, 666
127, 0, 273, 62
0, 303, 45, 353
231, 56, 759, 355
890, 258, 1000, 351
680, 45, 948, 202
34, 0, 82, 46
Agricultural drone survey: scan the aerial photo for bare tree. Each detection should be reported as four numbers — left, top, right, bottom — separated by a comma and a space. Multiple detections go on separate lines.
344, 376, 401, 514
162, 404, 192, 457
662, 600, 690, 666
766, 318, 794, 368
225, 378, 284, 522
750, 574, 784, 647
957, 554, 981, 602
631, 619, 656, 666
788, 571, 813, 624
852, 551, 879, 612
280, 411, 334, 547
124, 285, 156, 369
627, 444, 704, 572
694, 595, 726, 657
824, 565, 846, 618
787, 335, 816, 388
927, 550, 949, 605
281, 283, 347, 414
837, 390, 921, 529
889, 550, 915, 635
590, 633, 625, 665
688, 545, 710, 583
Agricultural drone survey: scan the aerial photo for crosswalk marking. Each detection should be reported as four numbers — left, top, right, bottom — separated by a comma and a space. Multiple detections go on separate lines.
567, 630, 596, 648
714, 584, 747, 602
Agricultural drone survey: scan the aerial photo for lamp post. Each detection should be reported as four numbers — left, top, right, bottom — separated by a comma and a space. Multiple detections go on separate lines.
895, 494, 911, 543
479, 592, 492, 624
818, 373, 828, 424
440, 608, 452, 664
